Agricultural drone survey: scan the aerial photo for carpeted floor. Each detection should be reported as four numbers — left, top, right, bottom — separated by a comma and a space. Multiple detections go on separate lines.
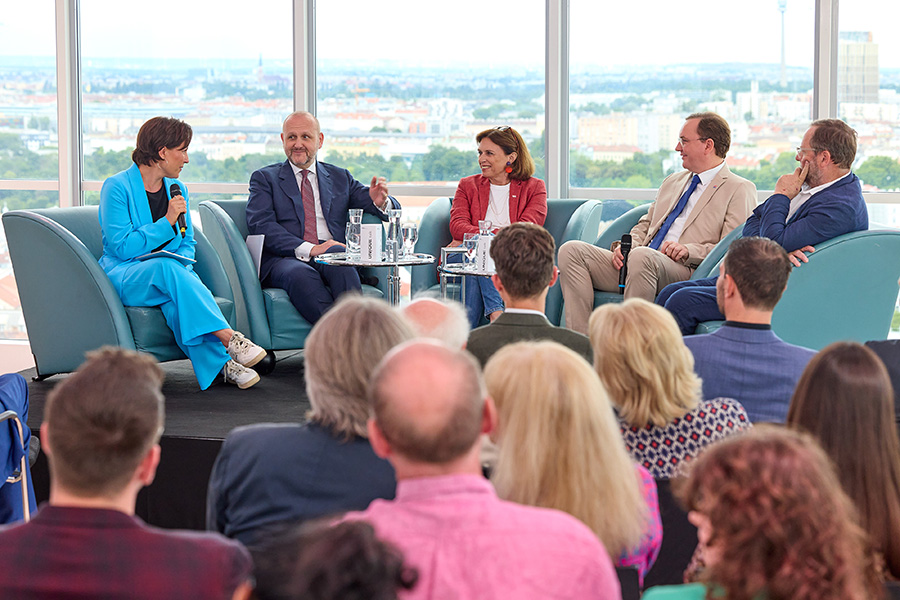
22, 349, 311, 439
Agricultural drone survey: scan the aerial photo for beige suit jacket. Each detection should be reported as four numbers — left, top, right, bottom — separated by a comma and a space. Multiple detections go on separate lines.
629, 163, 756, 268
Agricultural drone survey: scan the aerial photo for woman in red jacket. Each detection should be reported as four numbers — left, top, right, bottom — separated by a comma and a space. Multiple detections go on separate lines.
450, 126, 547, 327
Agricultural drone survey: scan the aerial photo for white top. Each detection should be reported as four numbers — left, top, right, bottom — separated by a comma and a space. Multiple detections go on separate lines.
290, 161, 333, 261
484, 183, 511, 229
787, 172, 849, 220
661, 161, 726, 245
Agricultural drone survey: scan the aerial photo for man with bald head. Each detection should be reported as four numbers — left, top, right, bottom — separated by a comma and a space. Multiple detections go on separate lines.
400, 297, 469, 348
246, 111, 400, 324
345, 341, 620, 599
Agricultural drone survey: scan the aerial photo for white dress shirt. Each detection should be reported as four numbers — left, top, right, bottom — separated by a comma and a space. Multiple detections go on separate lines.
787, 172, 849, 220
661, 161, 726, 245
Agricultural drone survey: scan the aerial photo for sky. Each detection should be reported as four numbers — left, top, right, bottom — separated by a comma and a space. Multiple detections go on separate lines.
1, 1, 898, 69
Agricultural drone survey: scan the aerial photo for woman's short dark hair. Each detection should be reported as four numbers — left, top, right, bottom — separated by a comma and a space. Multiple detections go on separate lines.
251, 520, 418, 600
475, 126, 535, 180
132, 116, 192, 166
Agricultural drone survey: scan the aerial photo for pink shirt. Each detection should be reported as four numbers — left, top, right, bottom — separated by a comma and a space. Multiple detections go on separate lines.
346, 474, 620, 600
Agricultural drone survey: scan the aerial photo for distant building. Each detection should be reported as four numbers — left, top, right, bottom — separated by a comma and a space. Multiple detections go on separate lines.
839, 32, 879, 104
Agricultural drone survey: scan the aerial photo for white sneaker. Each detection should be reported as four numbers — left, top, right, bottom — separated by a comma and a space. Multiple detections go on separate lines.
227, 331, 266, 368
223, 360, 260, 390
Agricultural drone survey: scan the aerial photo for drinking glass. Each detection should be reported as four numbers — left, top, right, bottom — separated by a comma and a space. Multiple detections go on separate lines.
345, 222, 361, 258
401, 222, 418, 257
478, 219, 492, 236
463, 233, 478, 268
348, 208, 363, 225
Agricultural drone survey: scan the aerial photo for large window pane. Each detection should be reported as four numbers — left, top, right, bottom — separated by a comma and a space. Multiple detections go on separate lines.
80, 0, 292, 185
839, 2, 900, 206
0, 3, 59, 185
316, 0, 545, 221
570, 1, 815, 195
0, 4, 58, 348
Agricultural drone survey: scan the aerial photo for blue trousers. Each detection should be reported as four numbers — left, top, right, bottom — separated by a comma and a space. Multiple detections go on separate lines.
656, 276, 723, 336
265, 245, 361, 325
110, 258, 231, 390
445, 254, 503, 328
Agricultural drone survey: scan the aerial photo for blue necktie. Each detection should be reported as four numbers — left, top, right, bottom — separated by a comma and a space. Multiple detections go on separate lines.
649, 174, 701, 250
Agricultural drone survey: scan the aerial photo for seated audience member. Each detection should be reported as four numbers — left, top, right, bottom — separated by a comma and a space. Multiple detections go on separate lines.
0, 348, 251, 599
0, 373, 36, 523
207, 296, 413, 546
559, 112, 756, 333
659, 119, 869, 335
400, 297, 469, 348
346, 341, 622, 599
467, 223, 592, 366
450, 126, 547, 328
787, 342, 900, 581
642, 427, 882, 600
590, 299, 750, 478
245, 520, 417, 600
485, 340, 662, 582
684, 237, 816, 423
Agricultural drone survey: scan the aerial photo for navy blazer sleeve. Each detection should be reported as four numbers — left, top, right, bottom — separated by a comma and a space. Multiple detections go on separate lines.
246, 165, 306, 258
742, 175, 867, 251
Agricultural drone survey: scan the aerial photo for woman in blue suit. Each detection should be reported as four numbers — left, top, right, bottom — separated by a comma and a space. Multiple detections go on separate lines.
99, 116, 265, 390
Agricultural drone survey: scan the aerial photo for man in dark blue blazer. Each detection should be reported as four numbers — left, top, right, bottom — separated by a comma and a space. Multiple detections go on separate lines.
684, 237, 816, 423
658, 119, 868, 335
246, 111, 400, 324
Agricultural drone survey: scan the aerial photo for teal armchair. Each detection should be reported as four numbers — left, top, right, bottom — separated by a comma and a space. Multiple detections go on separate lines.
2, 207, 235, 379
409, 197, 603, 326
198, 200, 386, 366
697, 229, 900, 349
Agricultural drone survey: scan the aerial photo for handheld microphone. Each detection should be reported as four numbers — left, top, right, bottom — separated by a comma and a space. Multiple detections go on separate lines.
169, 183, 186, 237
618, 234, 632, 294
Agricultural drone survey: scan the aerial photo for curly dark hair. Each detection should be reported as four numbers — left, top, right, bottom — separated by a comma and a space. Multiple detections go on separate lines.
675, 426, 881, 600
251, 520, 418, 600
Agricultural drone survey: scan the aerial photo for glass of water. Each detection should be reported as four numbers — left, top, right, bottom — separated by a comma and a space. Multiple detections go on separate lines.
401, 222, 418, 257
463, 233, 478, 269
345, 222, 360, 258
478, 219, 492, 236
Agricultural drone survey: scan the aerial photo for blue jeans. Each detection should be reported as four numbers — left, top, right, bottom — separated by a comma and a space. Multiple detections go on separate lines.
656, 276, 723, 335
446, 254, 503, 328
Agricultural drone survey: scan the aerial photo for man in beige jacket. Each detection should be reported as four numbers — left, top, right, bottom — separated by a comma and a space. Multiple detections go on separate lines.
559, 112, 756, 333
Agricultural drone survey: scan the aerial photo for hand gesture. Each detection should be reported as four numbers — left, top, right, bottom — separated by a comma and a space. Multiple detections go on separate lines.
774, 163, 809, 200
788, 245, 815, 267
369, 176, 390, 208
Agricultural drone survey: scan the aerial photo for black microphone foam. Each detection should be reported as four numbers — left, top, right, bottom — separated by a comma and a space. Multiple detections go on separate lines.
618, 234, 632, 294
170, 183, 186, 237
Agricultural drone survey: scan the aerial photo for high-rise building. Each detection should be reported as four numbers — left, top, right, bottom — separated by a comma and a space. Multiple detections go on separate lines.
839, 31, 879, 104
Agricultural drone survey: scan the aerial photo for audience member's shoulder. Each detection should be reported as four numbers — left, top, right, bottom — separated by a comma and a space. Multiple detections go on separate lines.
699, 397, 751, 421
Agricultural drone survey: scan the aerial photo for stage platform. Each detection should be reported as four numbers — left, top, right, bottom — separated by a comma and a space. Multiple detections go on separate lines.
22, 350, 310, 531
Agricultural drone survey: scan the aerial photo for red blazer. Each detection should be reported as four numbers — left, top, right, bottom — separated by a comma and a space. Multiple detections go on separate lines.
450, 175, 547, 242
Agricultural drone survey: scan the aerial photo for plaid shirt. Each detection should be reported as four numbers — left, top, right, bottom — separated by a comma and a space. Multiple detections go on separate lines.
0, 504, 251, 599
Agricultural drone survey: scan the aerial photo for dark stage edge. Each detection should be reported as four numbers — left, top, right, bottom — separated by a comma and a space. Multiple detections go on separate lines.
22, 350, 312, 531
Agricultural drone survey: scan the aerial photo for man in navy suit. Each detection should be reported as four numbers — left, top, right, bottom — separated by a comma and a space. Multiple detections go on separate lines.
684, 237, 816, 423
246, 111, 400, 324
658, 119, 868, 335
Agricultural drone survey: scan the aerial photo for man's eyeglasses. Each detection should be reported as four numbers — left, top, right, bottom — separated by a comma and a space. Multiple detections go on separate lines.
796, 146, 820, 155
678, 137, 708, 146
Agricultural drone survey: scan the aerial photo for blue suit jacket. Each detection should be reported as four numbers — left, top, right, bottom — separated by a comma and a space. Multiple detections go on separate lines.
684, 324, 816, 423
246, 160, 400, 280
206, 422, 396, 546
742, 173, 867, 251
0, 374, 35, 524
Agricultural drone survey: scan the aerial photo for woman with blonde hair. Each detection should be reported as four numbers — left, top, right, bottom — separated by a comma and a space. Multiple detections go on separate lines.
485, 340, 662, 581
589, 298, 750, 478
643, 426, 882, 600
